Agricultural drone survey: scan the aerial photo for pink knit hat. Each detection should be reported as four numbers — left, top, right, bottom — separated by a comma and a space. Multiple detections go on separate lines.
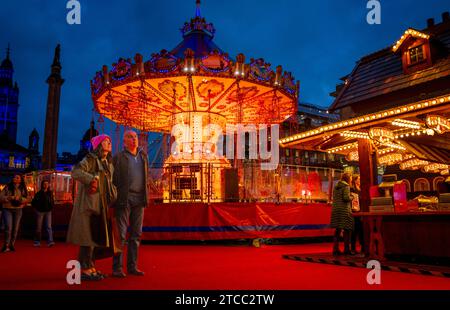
91, 134, 111, 150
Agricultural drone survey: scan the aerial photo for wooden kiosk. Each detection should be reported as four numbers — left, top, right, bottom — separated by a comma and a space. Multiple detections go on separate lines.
280, 13, 450, 262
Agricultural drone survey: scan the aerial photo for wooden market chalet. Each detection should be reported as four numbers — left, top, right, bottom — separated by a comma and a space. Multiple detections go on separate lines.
280, 12, 450, 261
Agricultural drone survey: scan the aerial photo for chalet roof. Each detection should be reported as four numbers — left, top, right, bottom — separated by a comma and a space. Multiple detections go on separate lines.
330, 16, 450, 112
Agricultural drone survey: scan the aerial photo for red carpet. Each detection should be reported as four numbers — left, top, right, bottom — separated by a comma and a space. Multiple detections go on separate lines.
1, 240, 450, 290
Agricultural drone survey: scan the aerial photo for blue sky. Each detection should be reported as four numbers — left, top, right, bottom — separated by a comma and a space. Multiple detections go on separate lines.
0, 0, 449, 153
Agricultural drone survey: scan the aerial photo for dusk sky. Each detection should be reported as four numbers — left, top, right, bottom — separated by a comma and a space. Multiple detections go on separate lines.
0, 0, 449, 154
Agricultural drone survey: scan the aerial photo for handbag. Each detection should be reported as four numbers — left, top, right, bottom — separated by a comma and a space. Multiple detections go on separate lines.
351, 193, 360, 212
85, 191, 101, 215
105, 180, 117, 207
98, 159, 117, 207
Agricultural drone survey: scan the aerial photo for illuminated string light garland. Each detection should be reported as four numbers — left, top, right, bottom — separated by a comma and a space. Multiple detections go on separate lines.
378, 148, 396, 155
403, 154, 415, 160
394, 128, 427, 139
382, 141, 406, 151
426, 115, 450, 134
369, 127, 394, 143
279, 94, 450, 145
399, 158, 429, 170
422, 163, 449, 173
326, 142, 359, 154
392, 28, 430, 52
378, 153, 403, 165
339, 131, 370, 139
391, 119, 422, 129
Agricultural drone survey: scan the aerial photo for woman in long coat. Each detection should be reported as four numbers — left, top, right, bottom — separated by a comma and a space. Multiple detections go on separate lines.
67, 134, 120, 281
330, 172, 354, 256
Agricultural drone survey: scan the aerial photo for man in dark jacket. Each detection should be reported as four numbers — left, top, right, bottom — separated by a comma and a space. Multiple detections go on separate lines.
32, 180, 55, 247
111, 130, 148, 277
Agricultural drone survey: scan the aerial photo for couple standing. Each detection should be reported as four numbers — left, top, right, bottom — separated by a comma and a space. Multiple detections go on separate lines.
67, 130, 148, 280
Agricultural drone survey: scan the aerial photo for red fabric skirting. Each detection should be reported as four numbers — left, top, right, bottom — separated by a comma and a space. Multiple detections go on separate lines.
21, 203, 333, 241
142, 202, 333, 240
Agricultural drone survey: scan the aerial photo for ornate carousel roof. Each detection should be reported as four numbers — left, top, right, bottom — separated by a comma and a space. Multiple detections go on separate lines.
90, 1, 299, 133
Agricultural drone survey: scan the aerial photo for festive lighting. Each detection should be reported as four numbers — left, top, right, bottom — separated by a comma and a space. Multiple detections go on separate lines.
391, 119, 421, 129
369, 127, 394, 143
378, 153, 403, 166
399, 158, 429, 170
394, 128, 426, 139
346, 151, 359, 162
426, 115, 450, 134
441, 169, 449, 176
381, 141, 406, 151
339, 131, 370, 139
392, 28, 430, 52
378, 148, 396, 155
426, 129, 435, 136
325, 142, 358, 154
422, 163, 449, 173
279, 94, 450, 145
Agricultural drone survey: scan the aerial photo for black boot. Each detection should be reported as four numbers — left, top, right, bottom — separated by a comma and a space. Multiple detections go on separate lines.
1, 244, 9, 253
350, 231, 357, 252
9, 242, 15, 252
332, 229, 342, 256
343, 230, 355, 255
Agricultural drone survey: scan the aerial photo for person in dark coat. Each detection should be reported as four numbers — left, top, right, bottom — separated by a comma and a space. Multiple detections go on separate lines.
111, 130, 148, 278
67, 134, 120, 281
330, 172, 354, 256
32, 180, 55, 247
350, 175, 364, 255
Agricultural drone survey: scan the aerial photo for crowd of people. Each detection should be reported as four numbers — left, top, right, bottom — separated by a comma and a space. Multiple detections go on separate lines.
1, 129, 367, 279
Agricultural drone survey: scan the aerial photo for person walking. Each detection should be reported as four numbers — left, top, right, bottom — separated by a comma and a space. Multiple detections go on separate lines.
111, 130, 148, 277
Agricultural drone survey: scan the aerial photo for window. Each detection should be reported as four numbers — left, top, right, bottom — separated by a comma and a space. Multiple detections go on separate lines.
414, 178, 430, 192
433, 177, 445, 192
409, 45, 424, 65
403, 179, 411, 192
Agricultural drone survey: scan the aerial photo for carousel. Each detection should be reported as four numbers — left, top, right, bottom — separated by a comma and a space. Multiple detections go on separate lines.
78, 1, 336, 241
91, 0, 298, 204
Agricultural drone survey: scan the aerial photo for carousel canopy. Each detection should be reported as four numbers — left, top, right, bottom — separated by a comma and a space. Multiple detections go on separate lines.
91, 1, 298, 133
